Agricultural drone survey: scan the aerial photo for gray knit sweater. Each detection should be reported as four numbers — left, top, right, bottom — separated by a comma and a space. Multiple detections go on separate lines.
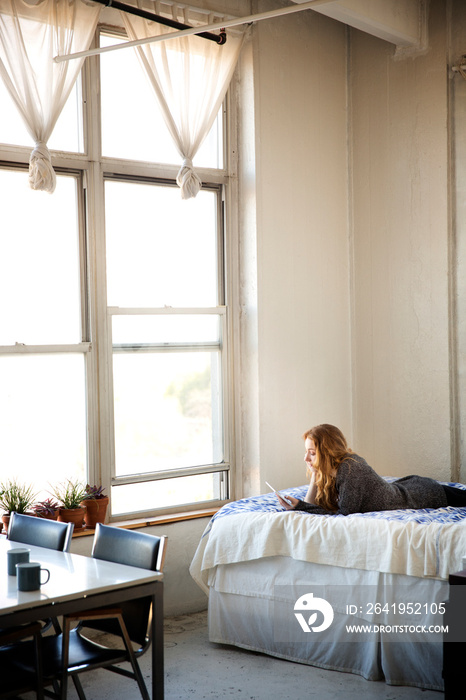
293, 453, 448, 516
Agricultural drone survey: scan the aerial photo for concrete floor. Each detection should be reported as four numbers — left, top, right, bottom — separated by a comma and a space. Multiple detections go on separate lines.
23, 611, 444, 699
160, 611, 442, 700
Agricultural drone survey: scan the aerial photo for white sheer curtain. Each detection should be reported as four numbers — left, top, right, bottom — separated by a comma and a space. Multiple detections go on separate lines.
0, 0, 100, 192
121, 2, 245, 199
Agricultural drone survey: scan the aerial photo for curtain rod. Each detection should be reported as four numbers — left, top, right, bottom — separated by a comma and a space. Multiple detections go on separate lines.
54, 0, 337, 63
91, 0, 226, 44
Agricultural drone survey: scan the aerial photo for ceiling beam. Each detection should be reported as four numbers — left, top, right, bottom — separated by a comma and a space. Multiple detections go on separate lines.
294, 0, 426, 49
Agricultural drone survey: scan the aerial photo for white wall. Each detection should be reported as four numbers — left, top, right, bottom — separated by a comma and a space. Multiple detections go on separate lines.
238, 2, 353, 496
450, 0, 466, 484
238, 0, 462, 496
349, 0, 452, 480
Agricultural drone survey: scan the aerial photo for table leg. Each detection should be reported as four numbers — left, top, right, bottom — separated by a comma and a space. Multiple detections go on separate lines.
151, 582, 164, 700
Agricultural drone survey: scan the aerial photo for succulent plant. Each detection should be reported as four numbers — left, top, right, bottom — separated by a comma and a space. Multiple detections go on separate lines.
82, 484, 107, 500
32, 498, 60, 516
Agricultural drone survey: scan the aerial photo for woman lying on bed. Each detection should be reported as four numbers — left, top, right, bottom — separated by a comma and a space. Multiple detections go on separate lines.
277, 423, 466, 515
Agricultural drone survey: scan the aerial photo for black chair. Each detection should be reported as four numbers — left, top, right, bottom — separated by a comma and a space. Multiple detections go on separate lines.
41, 524, 167, 700
8, 512, 74, 553
0, 622, 44, 699
8, 512, 75, 639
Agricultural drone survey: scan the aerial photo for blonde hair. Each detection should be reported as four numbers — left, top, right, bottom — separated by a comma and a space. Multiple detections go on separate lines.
302, 424, 352, 512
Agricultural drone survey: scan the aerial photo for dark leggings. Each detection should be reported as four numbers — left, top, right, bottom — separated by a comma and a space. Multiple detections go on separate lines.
442, 485, 466, 507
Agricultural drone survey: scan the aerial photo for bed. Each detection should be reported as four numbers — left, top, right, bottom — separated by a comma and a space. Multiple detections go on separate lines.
190, 479, 466, 691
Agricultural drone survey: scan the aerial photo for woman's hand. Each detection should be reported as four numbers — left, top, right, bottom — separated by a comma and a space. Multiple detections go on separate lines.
277, 493, 298, 510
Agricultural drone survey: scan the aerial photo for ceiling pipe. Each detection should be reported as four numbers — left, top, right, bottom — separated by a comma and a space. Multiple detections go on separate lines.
90, 0, 226, 44
53, 0, 338, 63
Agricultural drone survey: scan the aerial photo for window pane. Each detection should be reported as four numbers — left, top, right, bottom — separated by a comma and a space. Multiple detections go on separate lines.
113, 351, 223, 476
49, 80, 83, 153
0, 354, 87, 501
0, 77, 82, 153
0, 169, 82, 345
111, 472, 225, 515
105, 181, 218, 307
112, 314, 220, 345
100, 33, 222, 168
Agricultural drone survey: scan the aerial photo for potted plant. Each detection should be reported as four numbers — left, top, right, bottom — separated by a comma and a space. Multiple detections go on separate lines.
0, 478, 36, 533
81, 484, 109, 529
32, 498, 60, 520
50, 479, 88, 531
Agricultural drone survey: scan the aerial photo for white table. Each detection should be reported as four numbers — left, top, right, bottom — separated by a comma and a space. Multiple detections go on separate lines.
0, 537, 164, 699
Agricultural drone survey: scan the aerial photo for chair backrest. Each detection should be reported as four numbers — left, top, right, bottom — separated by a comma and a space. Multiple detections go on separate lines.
92, 523, 167, 572
86, 524, 167, 646
7, 512, 74, 552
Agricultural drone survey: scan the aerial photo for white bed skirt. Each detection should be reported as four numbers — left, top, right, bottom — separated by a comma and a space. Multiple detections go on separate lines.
207, 556, 447, 691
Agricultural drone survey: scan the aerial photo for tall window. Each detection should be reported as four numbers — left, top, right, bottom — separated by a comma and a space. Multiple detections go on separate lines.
105, 180, 227, 515
0, 169, 88, 495
0, 24, 232, 518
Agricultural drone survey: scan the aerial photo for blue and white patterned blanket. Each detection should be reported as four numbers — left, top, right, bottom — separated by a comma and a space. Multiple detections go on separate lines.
211, 478, 466, 528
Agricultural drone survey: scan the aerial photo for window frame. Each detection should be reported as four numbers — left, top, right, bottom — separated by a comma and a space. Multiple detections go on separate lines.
91, 23, 235, 519
0, 18, 237, 519
103, 178, 232, 518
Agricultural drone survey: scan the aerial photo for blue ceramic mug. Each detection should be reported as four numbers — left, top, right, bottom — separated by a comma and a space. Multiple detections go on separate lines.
7, 548, 30, 576
16, 562, 51, 591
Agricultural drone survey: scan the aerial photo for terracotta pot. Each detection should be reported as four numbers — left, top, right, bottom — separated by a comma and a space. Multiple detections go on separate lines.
58, 506, 86, 530
1, 514, 10, 534
80, 497, 109, 529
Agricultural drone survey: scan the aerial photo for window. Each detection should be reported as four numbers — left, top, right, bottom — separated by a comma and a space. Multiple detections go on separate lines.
105, 180, 228, 516
0, 23, 233, 518
0, 70, 83, 153
0, 168, 88, 497
100, 34, 223, 168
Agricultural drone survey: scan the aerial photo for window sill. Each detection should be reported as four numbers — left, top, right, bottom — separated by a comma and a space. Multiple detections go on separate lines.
71, 507, 220, 537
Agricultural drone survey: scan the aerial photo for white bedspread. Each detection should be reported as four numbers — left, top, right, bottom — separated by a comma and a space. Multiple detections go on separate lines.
190, 509, 466, 593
